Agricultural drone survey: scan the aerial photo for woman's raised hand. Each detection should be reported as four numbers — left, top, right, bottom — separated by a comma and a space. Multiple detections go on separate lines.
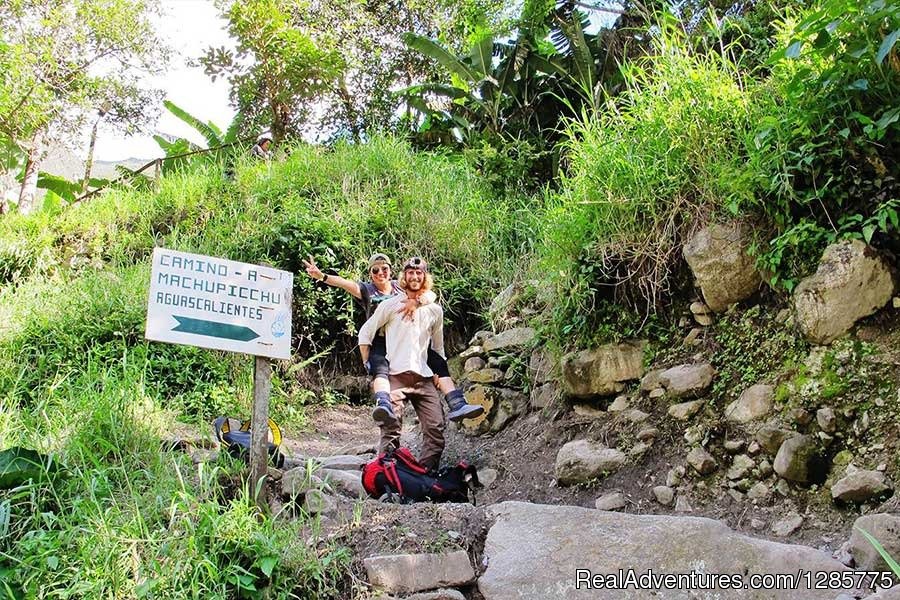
302, 255, 323, 281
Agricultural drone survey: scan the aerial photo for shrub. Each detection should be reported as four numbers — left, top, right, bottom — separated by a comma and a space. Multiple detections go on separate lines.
0, 136, 535, 376
743, 0, 900, 289
537, 22, 759, 347
0, 266, 243, 419
0, 370, 348, 598
0, 211, 56, 284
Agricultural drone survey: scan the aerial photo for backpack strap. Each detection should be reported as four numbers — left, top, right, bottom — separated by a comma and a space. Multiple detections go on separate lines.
383, 459, 404, 497
392, 447, 429, 475
457, 461, 480, 506
267, 418, 282, 447
213, 417, 231, 446
362, 453, 406, 499
459, 462, 481, 488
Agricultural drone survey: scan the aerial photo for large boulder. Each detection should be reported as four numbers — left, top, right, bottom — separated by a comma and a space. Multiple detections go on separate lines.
755, 424, 793, 455
482, 327, 536, 353
316, 454, 369, 471
364, 551, 475, 595
659, 363, 715, 399
725, 384, 775, 424
793, 240, 894, 344
320, 468, 365, 498
555, 440, 626, 486
848, 514, 900, 571
561, 341, 646, 399
479, 501, 853, 599
465, 368, 505, 384
488, 388, 529, 432
682, 221, 762, 312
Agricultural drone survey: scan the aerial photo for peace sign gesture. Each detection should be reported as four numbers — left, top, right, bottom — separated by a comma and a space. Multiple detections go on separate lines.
302, 255, 324, 281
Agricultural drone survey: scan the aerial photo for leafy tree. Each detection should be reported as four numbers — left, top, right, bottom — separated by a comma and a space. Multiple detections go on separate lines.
0, 0, 167, 214
308, 0, 515, 140
202, 0, 512, 142
200, 0, 344, 143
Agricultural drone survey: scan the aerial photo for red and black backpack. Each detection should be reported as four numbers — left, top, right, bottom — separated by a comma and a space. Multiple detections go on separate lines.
361, 447, 481, 504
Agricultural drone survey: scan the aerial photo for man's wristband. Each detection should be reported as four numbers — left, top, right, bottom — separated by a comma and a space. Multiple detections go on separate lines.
321, 274, 329, 283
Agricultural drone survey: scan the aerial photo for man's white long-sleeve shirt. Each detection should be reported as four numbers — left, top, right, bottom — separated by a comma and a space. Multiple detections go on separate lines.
358, 293, 445, 377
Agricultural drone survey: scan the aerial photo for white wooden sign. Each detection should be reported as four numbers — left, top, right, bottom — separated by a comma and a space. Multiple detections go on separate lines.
145, 247, 293, 360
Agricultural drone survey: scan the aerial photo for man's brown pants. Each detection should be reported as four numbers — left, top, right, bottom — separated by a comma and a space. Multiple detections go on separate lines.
379, 371, 445, 470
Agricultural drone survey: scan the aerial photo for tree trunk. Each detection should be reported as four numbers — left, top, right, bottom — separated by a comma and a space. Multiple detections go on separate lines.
83, 113, 103, 192
337, 78, 361, 143
270, 95, 287, 144
18, 144, 39, 215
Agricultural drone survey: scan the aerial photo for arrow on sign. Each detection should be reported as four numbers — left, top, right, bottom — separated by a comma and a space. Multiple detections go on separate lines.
172, 316, 259, 342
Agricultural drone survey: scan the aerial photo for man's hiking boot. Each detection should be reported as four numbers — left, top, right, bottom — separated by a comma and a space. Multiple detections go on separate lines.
372, 397, 398, 425
446, 392, 484, 422
447, 403, 484, 422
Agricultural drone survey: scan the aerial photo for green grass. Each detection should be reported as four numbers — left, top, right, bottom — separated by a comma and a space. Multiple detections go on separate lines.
0, 272, 343, 595
534, 25, 761, 348
0, 136, 540, 597
1, 137, 538, 349
0, 356, 348, 599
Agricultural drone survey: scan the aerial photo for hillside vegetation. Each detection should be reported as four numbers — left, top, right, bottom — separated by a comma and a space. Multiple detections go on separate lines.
0, 139, 535, 597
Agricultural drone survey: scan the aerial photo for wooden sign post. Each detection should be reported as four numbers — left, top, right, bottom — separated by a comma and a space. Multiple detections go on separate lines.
145, 247, 293, 506
250, 356, 272, 503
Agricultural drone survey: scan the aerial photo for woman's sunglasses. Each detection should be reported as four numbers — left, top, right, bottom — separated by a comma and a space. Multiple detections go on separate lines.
370, 266, 390, 275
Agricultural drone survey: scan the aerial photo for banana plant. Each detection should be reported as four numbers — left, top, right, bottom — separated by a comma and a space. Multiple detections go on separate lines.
550, 3, 601, 107
153, 100, 244, 175
398, 0, 617, 145
398, 32, 571, 142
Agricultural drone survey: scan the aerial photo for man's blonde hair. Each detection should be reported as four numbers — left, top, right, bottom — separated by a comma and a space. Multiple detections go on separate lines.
398, 270, 434, 292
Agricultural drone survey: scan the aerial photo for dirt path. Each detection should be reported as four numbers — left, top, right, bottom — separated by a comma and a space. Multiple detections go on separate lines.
284, 397, 871, 551
283, 404, 381, 458
273, 398, 896, 600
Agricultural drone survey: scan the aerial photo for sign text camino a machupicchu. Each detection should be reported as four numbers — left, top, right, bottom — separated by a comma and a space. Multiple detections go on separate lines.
145, 248, 293, 360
